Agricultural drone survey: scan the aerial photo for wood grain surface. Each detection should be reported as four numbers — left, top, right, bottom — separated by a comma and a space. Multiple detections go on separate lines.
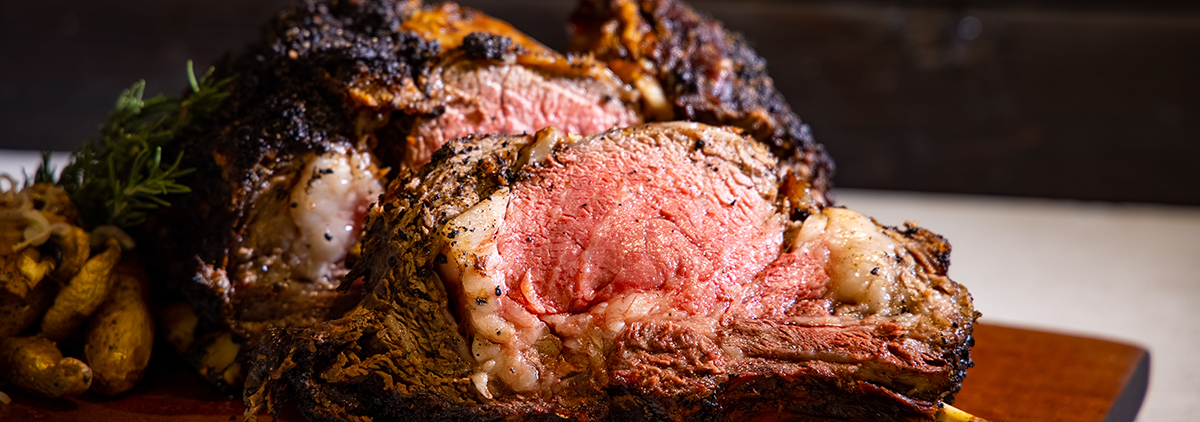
0, 323, 1149, 422
954, 323, 1150, 422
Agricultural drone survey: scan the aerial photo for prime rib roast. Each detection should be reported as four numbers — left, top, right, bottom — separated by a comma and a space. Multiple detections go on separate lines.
138, 0, 833, 388
131, 0, 979, 419
245, 123, 977, 421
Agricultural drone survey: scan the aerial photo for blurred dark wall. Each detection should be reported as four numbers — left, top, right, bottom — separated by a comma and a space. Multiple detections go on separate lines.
0, 0, 292, 148
2, 0, 1197, 204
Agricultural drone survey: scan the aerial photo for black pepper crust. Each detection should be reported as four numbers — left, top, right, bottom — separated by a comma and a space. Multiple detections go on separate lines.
569, 0, 836, 205
462, 32, 516, 61
136, 0, 429, 389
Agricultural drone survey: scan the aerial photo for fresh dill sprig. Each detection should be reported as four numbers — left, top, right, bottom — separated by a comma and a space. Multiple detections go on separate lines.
52, 60, 233, 228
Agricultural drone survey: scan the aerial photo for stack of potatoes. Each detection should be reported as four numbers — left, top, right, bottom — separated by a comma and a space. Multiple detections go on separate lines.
0, 180, 153, 399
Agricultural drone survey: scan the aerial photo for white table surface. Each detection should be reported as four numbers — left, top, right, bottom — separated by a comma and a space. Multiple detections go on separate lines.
2, 151, 1196, 421
837, 188, 1200, 422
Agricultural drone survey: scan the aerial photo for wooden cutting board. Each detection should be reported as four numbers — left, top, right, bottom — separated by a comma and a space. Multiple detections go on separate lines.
952, 323, 1149, 422
0, 322, 1149, 422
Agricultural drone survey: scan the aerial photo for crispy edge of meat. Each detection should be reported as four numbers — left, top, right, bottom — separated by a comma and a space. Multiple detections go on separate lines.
135, 0, 437, 391
569, 0, 835, 206
246, 133, 530, 422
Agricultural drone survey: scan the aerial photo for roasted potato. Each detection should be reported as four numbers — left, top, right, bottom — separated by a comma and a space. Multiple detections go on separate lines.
0, 335, 92, 398
83, 262, 154, 396
0, 278, 57, 340
40, 238, 121, 341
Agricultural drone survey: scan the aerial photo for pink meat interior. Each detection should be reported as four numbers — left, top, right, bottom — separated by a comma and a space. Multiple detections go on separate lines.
406, 64, 640, 169
496, 135, 827, 320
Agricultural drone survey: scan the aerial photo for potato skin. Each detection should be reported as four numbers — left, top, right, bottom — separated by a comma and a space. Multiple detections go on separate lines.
40, 238, 121, 341
84, 262, 154, 396
0, 335, 93, 398
0, 278, 57, 339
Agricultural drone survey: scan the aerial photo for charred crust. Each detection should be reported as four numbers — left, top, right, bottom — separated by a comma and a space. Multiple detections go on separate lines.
569, 0, 836, 205
940, 328, 975, 405
136, 0, 444, 389
896, 223, 953, 275
147, 0, 433, 268
461, 32, 514, 61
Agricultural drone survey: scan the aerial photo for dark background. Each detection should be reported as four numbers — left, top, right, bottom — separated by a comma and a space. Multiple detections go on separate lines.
2, 0, 1197, 204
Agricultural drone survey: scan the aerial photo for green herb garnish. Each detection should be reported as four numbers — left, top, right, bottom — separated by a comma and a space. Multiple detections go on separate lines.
49, 60, 233, 229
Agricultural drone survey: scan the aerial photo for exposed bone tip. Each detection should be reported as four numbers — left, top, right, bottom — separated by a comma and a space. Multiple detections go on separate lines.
935, 403, 989, 422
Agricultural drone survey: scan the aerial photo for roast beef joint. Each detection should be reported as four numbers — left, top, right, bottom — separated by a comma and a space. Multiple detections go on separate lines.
247, 123, 978, 422
109, 0, 983, 420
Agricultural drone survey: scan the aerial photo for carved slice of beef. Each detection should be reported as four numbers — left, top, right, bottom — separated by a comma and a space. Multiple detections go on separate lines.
353, 2, 642, 169
139, 0, 837, 390
245, 123, 976, 422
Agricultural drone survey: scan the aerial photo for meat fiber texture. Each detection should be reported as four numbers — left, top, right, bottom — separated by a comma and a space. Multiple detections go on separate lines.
245, 123, 977, 422
137, 0, 833, 390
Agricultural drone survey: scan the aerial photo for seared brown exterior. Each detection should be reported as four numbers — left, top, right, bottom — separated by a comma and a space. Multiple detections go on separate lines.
136, 0, 431, 388
569, 0, 835, 205
245, 123, 975, 422
246, 133, 528, 421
